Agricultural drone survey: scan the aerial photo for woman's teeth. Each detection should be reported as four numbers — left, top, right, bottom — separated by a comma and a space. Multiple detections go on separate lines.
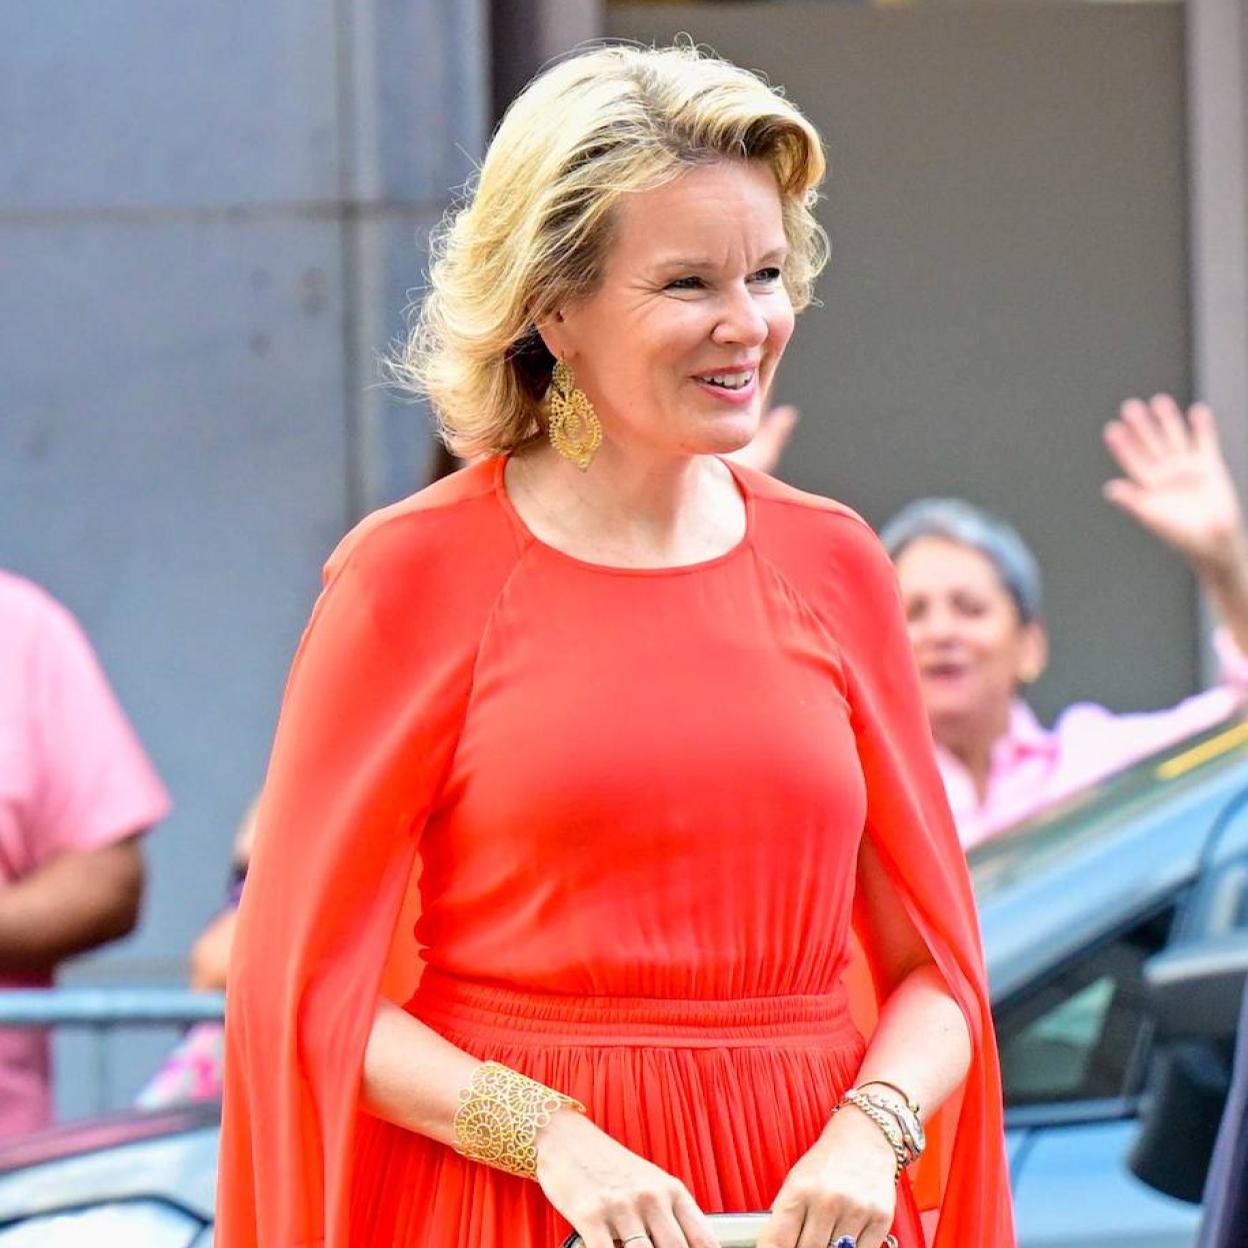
703, 370, 754, 390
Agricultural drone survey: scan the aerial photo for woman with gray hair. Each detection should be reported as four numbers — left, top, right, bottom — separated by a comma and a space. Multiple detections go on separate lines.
880, 394, 1248, 847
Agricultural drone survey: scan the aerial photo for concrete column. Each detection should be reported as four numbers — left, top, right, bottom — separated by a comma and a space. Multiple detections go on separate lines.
490, 0, 605, 120
1186, 0, 1248, 680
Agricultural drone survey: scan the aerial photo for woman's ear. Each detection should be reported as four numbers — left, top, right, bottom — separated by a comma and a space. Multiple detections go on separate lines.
1018, 621, 1049, 685
536, 308, 571, 363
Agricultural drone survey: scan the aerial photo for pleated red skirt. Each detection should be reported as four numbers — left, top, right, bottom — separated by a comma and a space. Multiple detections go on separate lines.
347, 970, 925, 1247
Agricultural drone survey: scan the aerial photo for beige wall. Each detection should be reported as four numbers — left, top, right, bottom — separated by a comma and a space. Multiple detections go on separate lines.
610, 2, 1194, 724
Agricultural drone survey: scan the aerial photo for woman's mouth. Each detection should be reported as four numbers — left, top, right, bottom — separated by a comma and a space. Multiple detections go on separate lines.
922, 662, 969, 684
692, 368, 758, 404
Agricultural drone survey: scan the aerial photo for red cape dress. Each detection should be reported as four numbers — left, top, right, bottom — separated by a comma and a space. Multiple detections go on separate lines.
216, 456, 1015, 1248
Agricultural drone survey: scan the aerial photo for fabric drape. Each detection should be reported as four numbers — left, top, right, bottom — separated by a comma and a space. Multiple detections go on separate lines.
216, 458, 1014, 1248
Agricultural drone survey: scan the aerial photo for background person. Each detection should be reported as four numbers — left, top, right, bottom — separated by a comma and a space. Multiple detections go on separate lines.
135, 799, 257, 1110
217, 43, 1012, 1248
882, 395, 1248, 846
0, 569, 168, 1133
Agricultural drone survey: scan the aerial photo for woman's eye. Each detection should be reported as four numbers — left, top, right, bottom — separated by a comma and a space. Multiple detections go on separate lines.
750, 267, 783, 284
666, 276, 705, 291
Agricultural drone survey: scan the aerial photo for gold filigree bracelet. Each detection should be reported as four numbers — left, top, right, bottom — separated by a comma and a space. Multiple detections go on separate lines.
452, 1061, 586, 1179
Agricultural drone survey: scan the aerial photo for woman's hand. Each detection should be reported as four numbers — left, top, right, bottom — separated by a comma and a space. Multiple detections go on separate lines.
1102, 395, 1247, 576
758, 1107, 898, 1248
536, 1108, 719, 1248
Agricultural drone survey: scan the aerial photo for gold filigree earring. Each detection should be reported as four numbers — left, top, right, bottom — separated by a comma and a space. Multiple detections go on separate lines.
545, 360, 602, 471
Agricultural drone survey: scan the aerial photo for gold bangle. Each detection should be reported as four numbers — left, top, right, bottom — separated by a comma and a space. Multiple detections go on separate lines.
857, 1088, 925, 1163
452, 1061, 586, 1179
859, 1077, 920, 1117
840, 1089, 907, 1179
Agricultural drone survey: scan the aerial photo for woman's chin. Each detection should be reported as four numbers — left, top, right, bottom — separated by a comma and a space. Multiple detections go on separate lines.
684, 414, 758, 456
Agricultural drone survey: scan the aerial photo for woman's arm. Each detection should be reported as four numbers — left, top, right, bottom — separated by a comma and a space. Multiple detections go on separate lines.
850, 835, 972, 1117
362, 1001, 718, 1248
760, 835, 971, 1248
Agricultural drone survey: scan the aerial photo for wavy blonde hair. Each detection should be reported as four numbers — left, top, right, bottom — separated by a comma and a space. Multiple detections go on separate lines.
394, 42, 828, 459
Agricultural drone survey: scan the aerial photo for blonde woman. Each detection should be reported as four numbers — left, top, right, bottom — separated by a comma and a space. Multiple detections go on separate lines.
217, 44, 1013, 1248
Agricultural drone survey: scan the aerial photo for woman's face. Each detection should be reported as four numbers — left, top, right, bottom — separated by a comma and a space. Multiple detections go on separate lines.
543, 159, 796, 459
895, 537, 1047, 740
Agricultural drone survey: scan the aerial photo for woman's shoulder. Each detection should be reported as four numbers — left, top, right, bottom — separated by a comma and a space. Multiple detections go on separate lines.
322, 458, 522, 622
327, 458, 512, 577
733, 462, 891, 578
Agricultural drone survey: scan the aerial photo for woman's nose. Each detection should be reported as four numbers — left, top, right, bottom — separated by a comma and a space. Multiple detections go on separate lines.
711, 288, 769, 347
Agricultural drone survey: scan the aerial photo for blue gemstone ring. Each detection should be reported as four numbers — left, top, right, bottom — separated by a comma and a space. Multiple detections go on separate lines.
833, 1238, 857, 1248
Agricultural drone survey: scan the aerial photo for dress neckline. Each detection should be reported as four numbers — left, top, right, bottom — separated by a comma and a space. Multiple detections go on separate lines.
493, 453, 755, 577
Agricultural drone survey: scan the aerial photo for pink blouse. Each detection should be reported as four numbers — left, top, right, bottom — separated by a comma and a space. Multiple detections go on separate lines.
942, 632, 1248, 848
0, 571, 170, 1133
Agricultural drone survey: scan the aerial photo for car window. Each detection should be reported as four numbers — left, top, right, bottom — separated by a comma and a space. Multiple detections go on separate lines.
0, 1199, 204, 1246
996, 904, 1175, 1107
1186, 862, 1248, 940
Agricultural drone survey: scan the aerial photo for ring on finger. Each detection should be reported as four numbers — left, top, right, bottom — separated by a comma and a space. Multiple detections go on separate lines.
832, 1238, 856, 1248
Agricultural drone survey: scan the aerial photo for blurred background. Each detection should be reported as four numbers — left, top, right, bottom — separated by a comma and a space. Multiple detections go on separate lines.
1, 0, 1243, 1126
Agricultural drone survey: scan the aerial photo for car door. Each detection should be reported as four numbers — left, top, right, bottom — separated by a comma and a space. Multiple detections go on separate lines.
1000, 900, 1203, 1248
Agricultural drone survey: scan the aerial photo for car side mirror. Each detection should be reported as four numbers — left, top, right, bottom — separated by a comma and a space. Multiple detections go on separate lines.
1143, 933, 1248, 1042
1126, 933, 1248, 1202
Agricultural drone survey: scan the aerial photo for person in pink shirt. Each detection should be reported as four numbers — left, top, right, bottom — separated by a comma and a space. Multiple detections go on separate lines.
0, 570, 170, 1134
881, 395, 1248, 848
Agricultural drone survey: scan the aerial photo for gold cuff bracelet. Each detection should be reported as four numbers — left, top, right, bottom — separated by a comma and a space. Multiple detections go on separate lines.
452, 1060, 586, 1179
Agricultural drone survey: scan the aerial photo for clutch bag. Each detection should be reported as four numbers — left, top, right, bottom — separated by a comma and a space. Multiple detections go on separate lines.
562, 1212, 769, 1247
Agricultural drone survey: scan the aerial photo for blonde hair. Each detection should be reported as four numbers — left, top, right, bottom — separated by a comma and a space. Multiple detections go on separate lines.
395, 42, 828, 459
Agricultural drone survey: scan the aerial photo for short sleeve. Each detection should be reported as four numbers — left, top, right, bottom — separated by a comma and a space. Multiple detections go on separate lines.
27, 598, 169, 860
216, 516, 498, 1248
817, 514, 1016, 1248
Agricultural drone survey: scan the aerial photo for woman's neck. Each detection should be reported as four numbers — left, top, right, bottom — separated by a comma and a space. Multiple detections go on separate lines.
505, 442, 745, 568
935, 703, 1015, 805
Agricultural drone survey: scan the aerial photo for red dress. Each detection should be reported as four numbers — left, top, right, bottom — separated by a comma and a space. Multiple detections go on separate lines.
216, 456, 1015, 1248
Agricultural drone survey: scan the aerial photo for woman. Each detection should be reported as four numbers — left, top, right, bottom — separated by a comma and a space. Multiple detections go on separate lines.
882, 395, 1248, 847
217, 44, 1012, 1248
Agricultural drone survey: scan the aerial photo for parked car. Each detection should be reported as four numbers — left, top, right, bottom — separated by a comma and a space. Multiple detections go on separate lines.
3, 717, 1248, 1246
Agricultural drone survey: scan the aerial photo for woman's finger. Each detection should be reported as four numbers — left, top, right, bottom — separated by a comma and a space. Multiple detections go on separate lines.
757, 1204, 804, 1248
609, 1227, 654, 1248
570, 1222, 616, 1248
1120, 397, 1168, 462
1148, 392, 1191, 455
641, 1202, 694, 1248
670, 1188, 720, 1248
794, 1201, 836, 1248
1103, 421, 1162, 487
1190, 401, 1221, 456
826, 1212, 871, 1248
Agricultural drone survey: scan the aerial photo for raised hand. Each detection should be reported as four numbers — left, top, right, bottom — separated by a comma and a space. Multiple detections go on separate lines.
1102, 395, 1246, 576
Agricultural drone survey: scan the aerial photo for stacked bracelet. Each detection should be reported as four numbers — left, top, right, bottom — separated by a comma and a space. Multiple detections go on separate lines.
452, 1061, 586, 1179
838, 1082, 925, 1180
856, 1087, 925, 1163
839, 1089, 908, 1179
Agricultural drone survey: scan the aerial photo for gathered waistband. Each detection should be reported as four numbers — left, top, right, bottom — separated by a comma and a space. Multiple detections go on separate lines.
408, 968, 863, 1051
